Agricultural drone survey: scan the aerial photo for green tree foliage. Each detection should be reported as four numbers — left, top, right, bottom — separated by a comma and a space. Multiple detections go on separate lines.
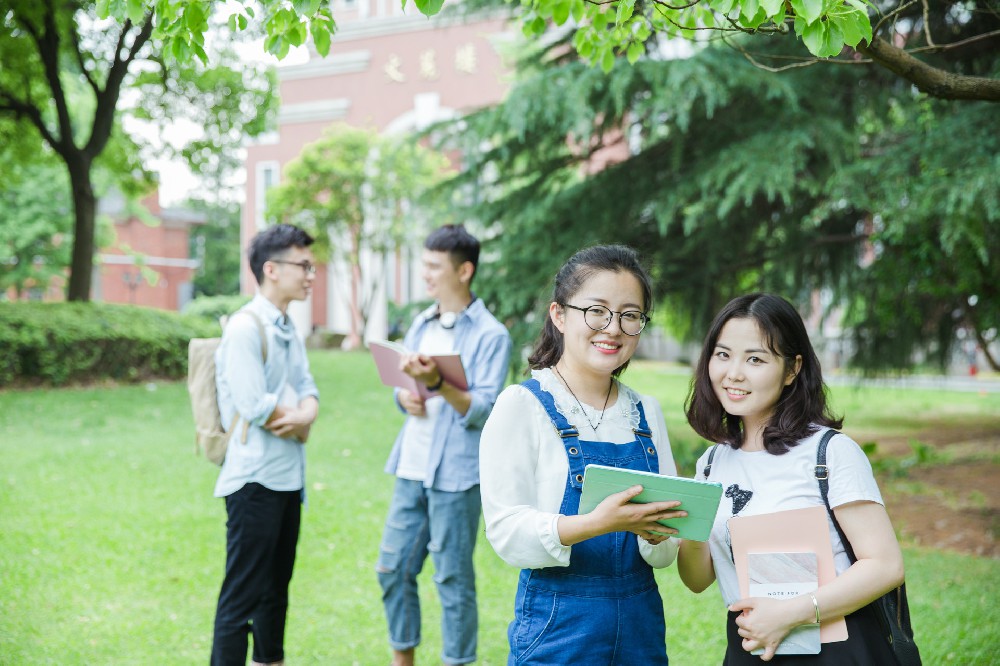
433, 33, 998, 372
0, 1, 302, 302
131, 51, 278, 188
0, 157, 73, 299
266, 124, 450, 347
432, 0, 1000, 102
831, 99, 1000, 371
0, 125, 140, 299
185, 199, 242, 297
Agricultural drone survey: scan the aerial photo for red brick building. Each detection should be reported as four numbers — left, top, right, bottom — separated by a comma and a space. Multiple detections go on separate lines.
94, 191, 204, 310
241, 5, 512, 341
4, 190, 203, 310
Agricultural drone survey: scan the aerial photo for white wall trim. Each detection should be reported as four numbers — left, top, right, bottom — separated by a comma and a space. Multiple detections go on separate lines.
278, 98, 351, 125
255, 160, 280, 230
279, 50, 372, 81
98, 254, 200, 269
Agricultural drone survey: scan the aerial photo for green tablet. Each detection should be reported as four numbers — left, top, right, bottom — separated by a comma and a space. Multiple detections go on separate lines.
578, 464, 724, 542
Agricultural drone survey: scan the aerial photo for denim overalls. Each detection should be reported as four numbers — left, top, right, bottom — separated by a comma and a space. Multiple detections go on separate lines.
507, 379, 669, 666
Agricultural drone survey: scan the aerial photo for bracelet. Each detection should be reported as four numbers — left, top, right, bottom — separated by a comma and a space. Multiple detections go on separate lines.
426, 375, 444, 391
809, 593, 821, 624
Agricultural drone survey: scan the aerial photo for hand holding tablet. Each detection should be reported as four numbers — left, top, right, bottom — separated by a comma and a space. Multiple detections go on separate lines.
578, 464, 724, 541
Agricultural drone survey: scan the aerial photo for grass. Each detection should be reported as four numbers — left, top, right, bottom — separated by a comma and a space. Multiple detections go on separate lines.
1, 352, 998, 664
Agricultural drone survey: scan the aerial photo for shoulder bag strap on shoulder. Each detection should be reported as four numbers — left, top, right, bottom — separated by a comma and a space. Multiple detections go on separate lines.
703, 444, 720, 478
815, 429, 858, 563
231, 309, 268, 363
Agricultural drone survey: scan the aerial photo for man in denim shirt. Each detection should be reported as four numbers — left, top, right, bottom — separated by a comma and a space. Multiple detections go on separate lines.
377, 225, 512, 666
211, 224, 320, 666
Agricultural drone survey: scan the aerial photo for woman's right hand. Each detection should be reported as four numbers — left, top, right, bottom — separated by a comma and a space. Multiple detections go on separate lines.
556, 485, 686, 546
592, 484, 686, 539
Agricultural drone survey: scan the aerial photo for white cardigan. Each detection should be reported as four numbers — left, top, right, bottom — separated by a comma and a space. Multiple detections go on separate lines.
480, 368, 679, 570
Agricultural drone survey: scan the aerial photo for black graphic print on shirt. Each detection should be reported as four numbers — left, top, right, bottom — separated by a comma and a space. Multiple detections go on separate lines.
725, 484, 753, 515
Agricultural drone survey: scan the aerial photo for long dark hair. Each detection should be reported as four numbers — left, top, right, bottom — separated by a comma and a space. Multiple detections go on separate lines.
527, 245, 653, 377
685, 293, 842, 454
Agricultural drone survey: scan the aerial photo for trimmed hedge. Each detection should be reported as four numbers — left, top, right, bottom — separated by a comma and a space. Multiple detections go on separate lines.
0, 302, 220, 386
182, 294, 251, 322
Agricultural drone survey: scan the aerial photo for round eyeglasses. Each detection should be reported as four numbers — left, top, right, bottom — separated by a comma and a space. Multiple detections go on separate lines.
560, 303, 649, 336
271, 259, 317, 275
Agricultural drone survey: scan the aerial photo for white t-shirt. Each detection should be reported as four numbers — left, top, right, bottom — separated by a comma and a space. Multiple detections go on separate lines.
395, 322, 455, 481
693, 429, 884, 606
480, 368, 679, 571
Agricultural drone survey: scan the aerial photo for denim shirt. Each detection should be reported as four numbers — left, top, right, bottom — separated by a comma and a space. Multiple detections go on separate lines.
384, 298, 512, 492
214, 294, 320, 498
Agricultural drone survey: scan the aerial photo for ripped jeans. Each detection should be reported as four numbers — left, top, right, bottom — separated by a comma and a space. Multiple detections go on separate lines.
376, 478, 481, 665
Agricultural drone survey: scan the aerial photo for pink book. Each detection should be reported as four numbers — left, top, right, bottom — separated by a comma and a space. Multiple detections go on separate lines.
728, 505, 848, 643
370, 340, 468, 400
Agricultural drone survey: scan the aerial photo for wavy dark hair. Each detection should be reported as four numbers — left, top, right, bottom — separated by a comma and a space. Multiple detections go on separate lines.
684, 293, 842, 454
527, 245, 653, 377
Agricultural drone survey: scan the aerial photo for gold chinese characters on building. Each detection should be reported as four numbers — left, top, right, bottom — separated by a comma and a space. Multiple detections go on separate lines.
383, 44, 478, 84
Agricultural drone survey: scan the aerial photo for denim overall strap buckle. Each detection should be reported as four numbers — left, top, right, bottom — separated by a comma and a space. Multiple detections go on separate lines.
522, 378, 587, 489
555, 425, 580, 439
633, 400, 657, 472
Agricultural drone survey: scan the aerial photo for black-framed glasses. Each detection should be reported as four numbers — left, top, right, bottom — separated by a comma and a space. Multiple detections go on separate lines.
271, 259, 317, 275
560, 303, 649, 336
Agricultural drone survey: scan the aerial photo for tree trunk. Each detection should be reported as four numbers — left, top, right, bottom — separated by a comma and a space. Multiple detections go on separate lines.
343, 226, 363, 350
66, 156, 96, 302
973, 327, 1000, 373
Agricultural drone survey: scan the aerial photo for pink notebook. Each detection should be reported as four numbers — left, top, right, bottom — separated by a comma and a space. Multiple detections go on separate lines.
728, 505, 848, 643
370, 340, 468, 399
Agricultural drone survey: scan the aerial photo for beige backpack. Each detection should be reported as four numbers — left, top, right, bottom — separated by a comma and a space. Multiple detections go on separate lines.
187, 310, 267, 465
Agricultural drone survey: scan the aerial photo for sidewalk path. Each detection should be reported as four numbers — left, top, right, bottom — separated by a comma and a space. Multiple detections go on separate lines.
651, 363, 1000, 394
825, 374, 1000, 394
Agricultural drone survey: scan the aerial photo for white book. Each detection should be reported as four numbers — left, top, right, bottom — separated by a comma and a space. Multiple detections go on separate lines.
747, 551, 821, 655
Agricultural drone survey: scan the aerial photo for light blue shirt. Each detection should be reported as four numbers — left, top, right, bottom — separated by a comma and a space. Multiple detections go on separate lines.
214, 294, 319, 498
384, 297, 512, 492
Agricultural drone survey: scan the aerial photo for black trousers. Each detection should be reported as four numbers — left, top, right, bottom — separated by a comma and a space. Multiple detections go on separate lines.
211, 483, 301, 666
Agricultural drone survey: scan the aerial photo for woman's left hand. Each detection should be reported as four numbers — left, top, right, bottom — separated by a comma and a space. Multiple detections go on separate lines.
728, 596, 802, 661
637, 530, 671, 545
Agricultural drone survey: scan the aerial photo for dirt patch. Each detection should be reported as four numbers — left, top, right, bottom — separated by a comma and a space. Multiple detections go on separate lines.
872, 425, 1000, 559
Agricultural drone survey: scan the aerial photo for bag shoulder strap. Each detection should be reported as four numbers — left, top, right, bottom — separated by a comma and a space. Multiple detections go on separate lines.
230, 309, 268, 363
224, 309, 269, 445
703, 444, 720, 478
815, 428, 858, 563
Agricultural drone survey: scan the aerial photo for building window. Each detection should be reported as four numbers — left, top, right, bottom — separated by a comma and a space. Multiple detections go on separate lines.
256, 161, 280, 230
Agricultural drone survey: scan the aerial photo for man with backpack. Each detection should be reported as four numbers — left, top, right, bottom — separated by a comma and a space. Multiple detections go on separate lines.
211, 224, 320, 666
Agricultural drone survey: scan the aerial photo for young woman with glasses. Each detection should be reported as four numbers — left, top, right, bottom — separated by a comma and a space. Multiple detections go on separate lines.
480, 245, 685, 665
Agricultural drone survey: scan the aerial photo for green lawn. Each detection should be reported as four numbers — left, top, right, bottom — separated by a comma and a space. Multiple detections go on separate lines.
1, 352, 997, 664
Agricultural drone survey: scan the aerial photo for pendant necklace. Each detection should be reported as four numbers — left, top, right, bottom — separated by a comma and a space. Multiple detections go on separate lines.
553, 365, 613, 431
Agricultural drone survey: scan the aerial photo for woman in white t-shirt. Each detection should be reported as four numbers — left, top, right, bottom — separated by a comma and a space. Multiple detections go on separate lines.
677, 293, 906, 664
480, 245, 684, 665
